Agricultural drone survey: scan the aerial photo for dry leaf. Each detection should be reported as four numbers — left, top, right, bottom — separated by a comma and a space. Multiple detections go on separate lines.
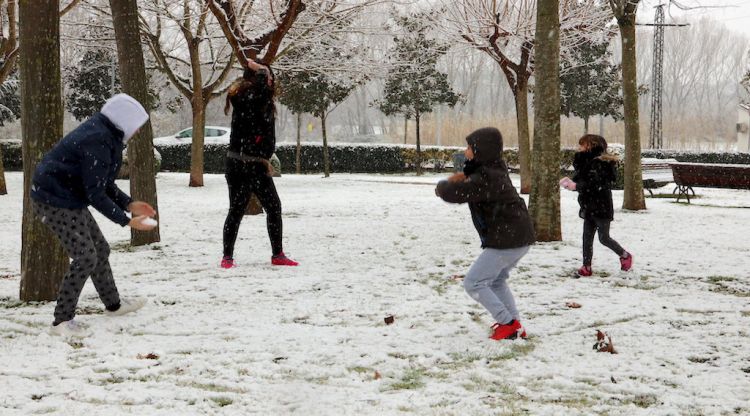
384, 315, 395, 325
374, 371, 382, 380
593, 330, 618, 354
565, 302, 582, 309
450, 274, 465, 281
137, 353, 159, 360
611, 376, 617, 384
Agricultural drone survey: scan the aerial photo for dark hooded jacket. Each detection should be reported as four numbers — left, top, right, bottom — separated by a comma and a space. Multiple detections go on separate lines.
31, 113, 132, 226
572, 146, 617, 220
436, 127, 536, 249
228, 70, 276, 159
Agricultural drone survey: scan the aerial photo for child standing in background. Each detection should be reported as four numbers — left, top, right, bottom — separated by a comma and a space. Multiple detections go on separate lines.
560, 134, 633, 277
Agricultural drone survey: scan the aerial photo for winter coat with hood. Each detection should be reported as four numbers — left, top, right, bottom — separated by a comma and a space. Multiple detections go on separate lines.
228, 69, 275, 159
31, 94, 150, 226
436, 127, 536, 250
572, 146, 617, 221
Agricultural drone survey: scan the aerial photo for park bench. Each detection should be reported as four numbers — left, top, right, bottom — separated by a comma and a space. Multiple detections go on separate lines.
669, 162, 750, 203
641, 158, 675, 195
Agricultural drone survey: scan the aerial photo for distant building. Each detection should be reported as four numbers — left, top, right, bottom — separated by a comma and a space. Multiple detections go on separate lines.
738, 103, 750, 152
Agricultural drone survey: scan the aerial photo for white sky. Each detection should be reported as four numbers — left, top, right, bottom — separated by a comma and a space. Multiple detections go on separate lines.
638, 0, 750, 35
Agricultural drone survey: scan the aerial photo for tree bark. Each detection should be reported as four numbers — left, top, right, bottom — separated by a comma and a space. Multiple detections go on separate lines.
584, 117, 589, 134
18, 0, 68, 301
0, 144, 7, 195
321, 114, 330, 178
189, 98, 206, 187
296, 112, 302, 174
514, 76, 532, 195
618, 17, 647, 210
403, 117, 408, 144
528, 0, 562, 242
415, 111, 422, 176
110, 0, 161, 245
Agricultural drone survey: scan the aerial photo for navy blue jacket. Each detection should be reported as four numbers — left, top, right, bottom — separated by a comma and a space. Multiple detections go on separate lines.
31, 113, 132, 226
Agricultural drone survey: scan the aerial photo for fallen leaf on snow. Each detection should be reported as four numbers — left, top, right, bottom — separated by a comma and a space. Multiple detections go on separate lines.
450, 275, 465, 281
137, 353, 159, 360
384, 315, 395, 325
593, 330, 618, 354
565, 302, 582, 309
374, 371, 382, 380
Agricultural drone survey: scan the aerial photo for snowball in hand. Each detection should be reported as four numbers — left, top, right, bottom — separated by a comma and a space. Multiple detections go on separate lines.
142, 217, 158, 227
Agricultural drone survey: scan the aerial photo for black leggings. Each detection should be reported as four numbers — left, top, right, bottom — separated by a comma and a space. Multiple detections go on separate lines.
582, 217, 625, 266
223, 158, 283, 258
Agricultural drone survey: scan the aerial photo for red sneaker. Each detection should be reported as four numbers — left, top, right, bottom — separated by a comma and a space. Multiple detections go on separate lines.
220, 256, 235, 269
577, 265, 592, 277
272, 252, 298, 266
620, 253, 633, 271
490, 320, 522, 340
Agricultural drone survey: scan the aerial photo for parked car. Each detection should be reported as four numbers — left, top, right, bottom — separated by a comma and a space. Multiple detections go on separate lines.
153, 126, 231, 146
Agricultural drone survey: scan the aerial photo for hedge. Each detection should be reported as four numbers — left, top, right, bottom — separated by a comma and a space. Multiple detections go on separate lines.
3, 140, 749, 175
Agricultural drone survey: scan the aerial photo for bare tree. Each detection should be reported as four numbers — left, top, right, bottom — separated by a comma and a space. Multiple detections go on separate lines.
0, 0, 80, 196
609, 0, 645, 210
110, 0, 161, 245
140, 0, 237, 187
440, 0, 610, 194
528, 0, 561, 241
18, 0, 69, 301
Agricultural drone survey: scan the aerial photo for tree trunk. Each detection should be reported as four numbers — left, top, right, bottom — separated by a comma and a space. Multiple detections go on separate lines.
18, 0, 68, 301
528, 0, 562, 242
618, 18, 647, 210
0, 144, 7, 195
403, 117, 408, 144
321, 114, 330, 178
415, 111, 422, 176
296, 112, 302, 174
584, 117, 589, 134
515, 76, 532, 194
189, 99, 206, 187
110, 0, 161, 245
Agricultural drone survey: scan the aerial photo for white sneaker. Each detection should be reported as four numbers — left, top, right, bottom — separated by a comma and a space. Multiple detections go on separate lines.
49, 319, 89, 337
105, 297, 147, 317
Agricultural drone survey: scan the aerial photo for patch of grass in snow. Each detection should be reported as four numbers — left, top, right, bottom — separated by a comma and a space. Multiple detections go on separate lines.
619, 393, 659, 408
181, 381, 245, 393
210, 396, 233, 407
709, 284, 750, 298
462, 374, 515, 394
349, 366, 372, 374
487, 340, 537, 364
707, 275, 736, 283
383, 367, 426, 391
675, 308, 724, 315
388, 352, 418, 360
688, 356, 716, 364
397, 406, 415, 412
611, 280, 659, 290
741, 311, 750, 317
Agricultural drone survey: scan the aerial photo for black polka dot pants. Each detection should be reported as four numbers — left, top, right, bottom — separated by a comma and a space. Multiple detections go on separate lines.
33, 200, 121, 325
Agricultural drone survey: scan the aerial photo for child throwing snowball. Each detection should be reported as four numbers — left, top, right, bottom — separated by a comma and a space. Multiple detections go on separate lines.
31, 94, 155, 337
560, 134, 633, 277
435, 127, 535, 341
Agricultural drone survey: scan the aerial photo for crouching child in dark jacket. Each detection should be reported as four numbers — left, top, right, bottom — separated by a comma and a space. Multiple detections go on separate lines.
31, 94, 156, 337
435, 127, 536, 341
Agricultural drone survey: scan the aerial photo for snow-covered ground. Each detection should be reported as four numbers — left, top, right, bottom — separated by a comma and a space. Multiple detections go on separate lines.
1, 172, 749, 415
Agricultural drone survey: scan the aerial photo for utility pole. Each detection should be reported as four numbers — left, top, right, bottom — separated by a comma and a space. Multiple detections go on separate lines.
638, 2, 688, 149
649, 4, 665, 149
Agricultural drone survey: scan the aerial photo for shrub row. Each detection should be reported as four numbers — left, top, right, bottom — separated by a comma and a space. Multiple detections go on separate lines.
3, 140, 749, 174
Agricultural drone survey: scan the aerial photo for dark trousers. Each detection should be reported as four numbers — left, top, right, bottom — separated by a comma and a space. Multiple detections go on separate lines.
33, 200, 120, 325
222, 158, 283, 258
582, 217, 625, 266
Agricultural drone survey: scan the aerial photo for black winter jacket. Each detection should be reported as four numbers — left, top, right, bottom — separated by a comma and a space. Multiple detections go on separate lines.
31, 113, 132, 226
572, 149, 617, 220
228, 71, 276, 159
436, 128, 536, 250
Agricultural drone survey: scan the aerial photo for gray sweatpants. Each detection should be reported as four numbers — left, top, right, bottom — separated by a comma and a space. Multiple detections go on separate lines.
463, 246, 530, 325
33, 201, 121, 325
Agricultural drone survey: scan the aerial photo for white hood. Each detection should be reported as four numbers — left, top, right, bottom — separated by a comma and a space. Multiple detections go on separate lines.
100, 93, 149, 144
